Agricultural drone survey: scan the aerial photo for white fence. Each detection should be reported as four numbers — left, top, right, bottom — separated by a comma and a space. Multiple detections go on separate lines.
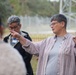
20, 15, 76, 34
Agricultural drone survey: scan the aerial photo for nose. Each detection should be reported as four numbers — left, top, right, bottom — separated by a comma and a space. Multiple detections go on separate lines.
50, 24, 53, 28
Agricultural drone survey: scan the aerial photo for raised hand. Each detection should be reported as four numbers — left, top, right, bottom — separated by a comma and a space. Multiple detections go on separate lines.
10, 30, 21, 40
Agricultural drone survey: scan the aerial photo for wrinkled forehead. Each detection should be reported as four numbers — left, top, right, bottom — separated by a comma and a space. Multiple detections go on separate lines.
8, 22, 20, 26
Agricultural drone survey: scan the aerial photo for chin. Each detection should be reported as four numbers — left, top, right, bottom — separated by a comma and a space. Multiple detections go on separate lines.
52, 30, 56, 34
53, 32, 57, 35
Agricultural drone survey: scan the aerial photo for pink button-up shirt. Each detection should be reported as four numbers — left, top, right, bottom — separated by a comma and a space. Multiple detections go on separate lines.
23, 33, 76, 75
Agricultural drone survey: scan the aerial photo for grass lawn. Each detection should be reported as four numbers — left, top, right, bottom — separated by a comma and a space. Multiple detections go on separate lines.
31, 56, 38, 75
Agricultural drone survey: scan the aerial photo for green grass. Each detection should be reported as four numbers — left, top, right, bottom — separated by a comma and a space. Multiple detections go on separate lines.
31, 56, 38, 75
30, 33, 54, 42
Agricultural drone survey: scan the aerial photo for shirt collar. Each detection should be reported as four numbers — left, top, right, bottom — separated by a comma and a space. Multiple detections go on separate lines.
54, 33, 69, 40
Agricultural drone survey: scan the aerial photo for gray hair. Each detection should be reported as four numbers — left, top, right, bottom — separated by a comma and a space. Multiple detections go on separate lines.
7, 15, 20, 24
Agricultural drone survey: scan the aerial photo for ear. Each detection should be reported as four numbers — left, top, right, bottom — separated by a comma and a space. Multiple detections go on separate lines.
61, 21, 65, 28
19, 24, 21, 28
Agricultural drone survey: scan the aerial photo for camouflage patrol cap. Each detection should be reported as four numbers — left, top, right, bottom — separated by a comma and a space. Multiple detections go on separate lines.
7, 15, 20, 24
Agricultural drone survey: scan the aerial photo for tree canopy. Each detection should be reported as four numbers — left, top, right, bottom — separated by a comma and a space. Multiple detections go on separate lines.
0, 0, 76, 22
9, 0, 59, 17
0, 0, 13, 21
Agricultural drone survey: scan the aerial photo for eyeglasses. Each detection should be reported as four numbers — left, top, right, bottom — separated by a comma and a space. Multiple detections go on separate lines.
9, 25, 19, 30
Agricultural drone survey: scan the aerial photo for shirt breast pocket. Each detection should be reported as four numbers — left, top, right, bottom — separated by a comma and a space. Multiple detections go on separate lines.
64, 47, 71, 56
